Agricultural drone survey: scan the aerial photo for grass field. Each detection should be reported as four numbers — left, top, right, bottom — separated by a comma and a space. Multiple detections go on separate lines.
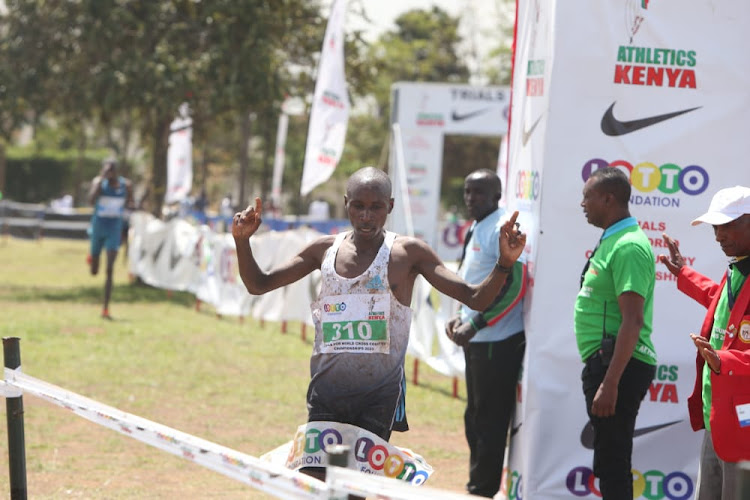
0, 237, 469, 499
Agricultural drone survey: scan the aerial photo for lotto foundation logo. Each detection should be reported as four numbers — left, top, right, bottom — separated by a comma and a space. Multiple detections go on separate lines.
323, 302, 347, 313
566, 466, 693, 499
582, 159, 709, 196
582, 160, 709, 209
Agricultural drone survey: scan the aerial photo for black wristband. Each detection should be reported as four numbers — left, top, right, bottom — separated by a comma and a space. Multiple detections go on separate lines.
495, 261, 513, 273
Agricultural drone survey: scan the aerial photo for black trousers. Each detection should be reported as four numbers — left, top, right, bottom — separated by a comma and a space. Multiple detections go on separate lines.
581, 353, 655, 500
464, 331, 525, 498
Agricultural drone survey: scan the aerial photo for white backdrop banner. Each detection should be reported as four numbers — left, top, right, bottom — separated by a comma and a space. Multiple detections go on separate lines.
165, 111, 193, 205
128, 214, 320, 324
501, 1, 750, 499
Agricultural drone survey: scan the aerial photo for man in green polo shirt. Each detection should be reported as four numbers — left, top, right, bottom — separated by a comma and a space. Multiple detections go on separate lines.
575, 167, 657, 500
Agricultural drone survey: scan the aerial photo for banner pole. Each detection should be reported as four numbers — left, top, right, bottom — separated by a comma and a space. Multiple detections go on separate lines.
3, 337, 28, 500
391, 124, 414, 237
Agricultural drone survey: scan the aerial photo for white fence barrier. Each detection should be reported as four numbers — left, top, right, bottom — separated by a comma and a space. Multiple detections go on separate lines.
128, 213, 469, 378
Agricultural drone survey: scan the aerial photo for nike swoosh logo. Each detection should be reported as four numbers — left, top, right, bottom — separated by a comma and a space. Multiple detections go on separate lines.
451, 108, 490, 122
601, 102, 701, 136
152, 240, 165, 264
580, 420, 681, 450
510, 422, 522, 436
522, 115, 543, 146
169, 244, 182, 270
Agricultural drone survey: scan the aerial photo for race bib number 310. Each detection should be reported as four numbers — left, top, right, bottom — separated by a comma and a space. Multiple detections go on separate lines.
320, 294, 390, 354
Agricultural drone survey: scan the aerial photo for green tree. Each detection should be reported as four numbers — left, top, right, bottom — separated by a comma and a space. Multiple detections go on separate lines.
0, 0, 332, 213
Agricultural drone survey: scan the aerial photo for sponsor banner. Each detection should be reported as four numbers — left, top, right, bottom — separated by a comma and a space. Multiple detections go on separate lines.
388, 129, 444, 247
300, 0, 350, 196
260, 421, 433, 485
388, 82, 510, 251
165, 111, 193, 205
436, 219, 472, 262
391, 82, 510, 135
501, 1, 750, 499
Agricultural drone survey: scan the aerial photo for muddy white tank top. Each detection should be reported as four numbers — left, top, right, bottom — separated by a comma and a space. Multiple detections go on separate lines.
309, 231, 412, 401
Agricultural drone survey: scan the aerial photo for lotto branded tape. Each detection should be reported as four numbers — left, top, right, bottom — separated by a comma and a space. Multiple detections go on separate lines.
261, 421, 433, 485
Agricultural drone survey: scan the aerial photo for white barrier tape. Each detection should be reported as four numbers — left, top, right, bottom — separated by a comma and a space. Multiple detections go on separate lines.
2, 367, 23, 397
326, 466, 477, 500
2, 371, 326, 500
0, 379, 23, 398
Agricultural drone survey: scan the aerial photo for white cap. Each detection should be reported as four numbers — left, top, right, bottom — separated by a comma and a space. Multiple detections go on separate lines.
691, 186, 750, 226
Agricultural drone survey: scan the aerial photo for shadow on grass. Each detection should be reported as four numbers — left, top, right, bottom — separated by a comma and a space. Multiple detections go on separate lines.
0, 281, 195, 307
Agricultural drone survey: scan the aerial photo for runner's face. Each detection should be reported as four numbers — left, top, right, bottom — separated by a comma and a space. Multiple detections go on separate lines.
713, 214, 750, 257
102, 163, 117, 181
581, 178, 609, 229
345, 183, 393, 240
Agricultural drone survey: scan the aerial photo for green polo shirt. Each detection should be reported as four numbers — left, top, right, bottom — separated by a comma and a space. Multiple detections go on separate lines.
575, 217, 657, 365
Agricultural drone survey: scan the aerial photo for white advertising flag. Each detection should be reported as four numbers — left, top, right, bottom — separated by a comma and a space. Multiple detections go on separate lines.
271, 113, 289, 210
165, 106, 193, 205
300, 0, 349, 196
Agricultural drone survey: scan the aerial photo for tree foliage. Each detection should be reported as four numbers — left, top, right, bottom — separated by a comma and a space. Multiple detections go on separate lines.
0, 1, 516, 215
0, 0, 330, 211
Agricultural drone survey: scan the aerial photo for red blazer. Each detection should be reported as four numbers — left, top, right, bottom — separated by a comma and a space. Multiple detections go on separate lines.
680, 265, 750, 463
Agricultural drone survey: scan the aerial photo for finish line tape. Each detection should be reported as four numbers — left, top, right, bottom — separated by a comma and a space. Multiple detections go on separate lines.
2, 369, 324, 500
2, 369, 475, 499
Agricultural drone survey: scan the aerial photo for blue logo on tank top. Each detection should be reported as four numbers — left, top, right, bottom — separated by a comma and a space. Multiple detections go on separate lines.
365, 275, 386, 290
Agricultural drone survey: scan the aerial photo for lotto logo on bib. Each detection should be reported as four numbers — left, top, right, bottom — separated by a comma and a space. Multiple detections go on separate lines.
323, 302, 347, 313
566, 466, 693, 499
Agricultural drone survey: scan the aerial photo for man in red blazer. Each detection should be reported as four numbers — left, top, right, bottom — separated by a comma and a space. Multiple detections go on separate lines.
659, 185, 750, 500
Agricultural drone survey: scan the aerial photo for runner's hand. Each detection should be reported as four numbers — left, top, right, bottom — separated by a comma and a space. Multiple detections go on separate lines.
233, 197, 263, 240
498, 211, 526, 267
